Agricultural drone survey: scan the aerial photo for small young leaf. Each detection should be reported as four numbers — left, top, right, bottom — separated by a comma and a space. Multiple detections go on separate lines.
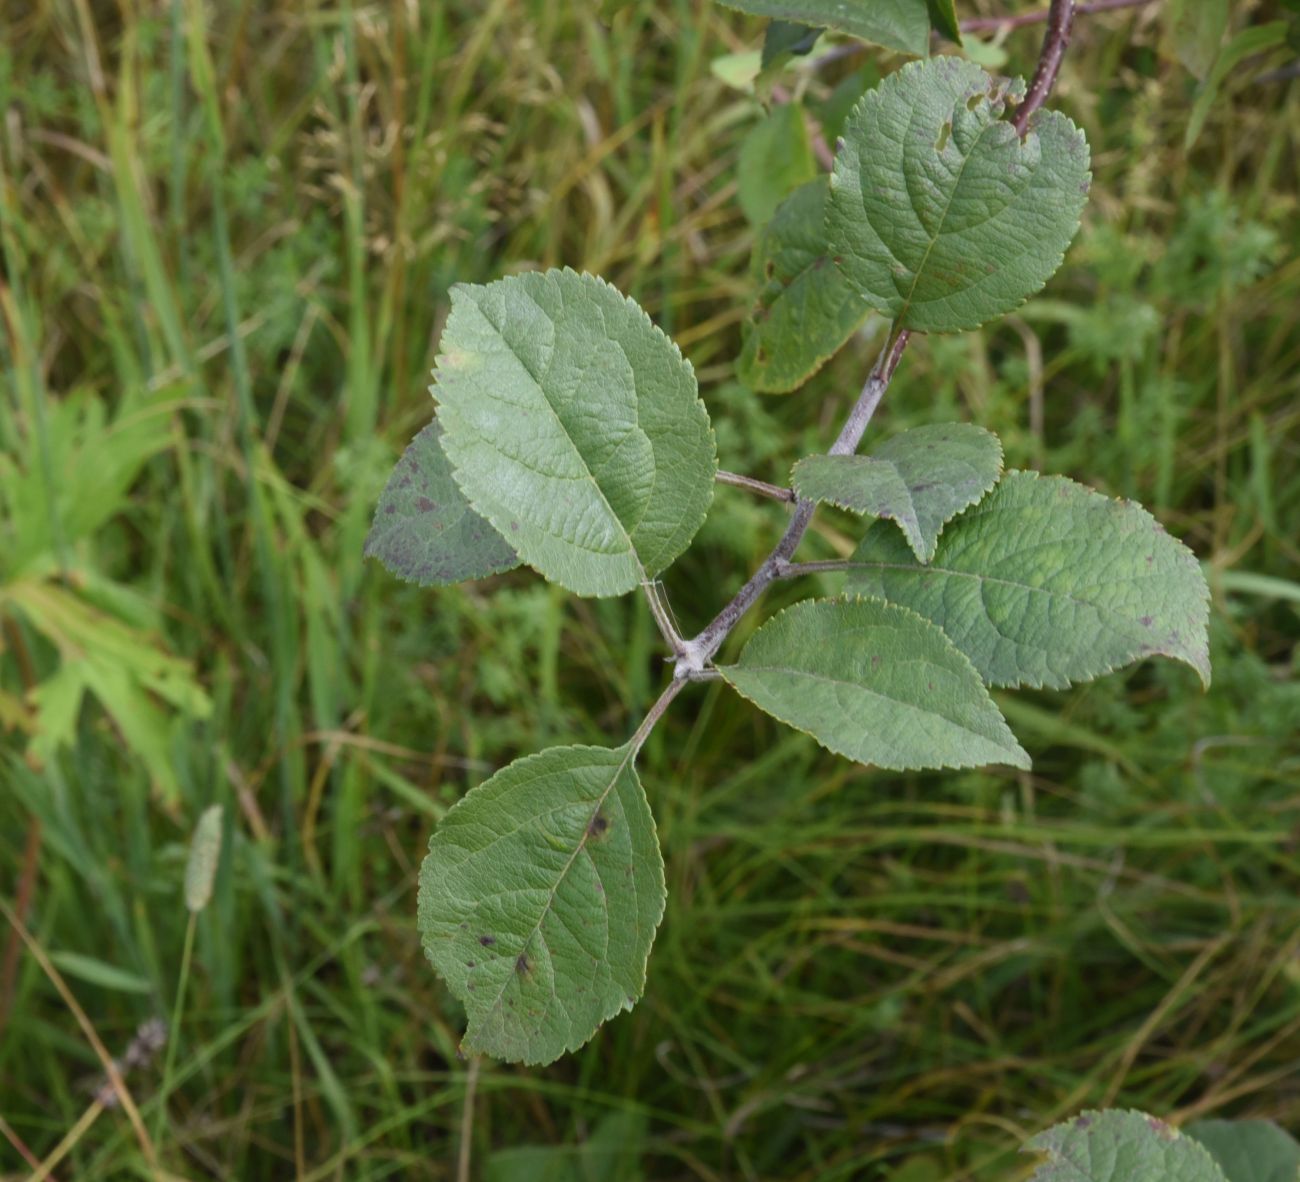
762, 20, 821, 70
1025, 1110, 1230, 1182
737, 103, 818, 227
364, 421, 518, 587
417, 744, 665, 1065
926, 0, 962, 45
718, 598, 1030, 771
738, 178, 874, 392
716, 0, 932, 57
432, 270, 717, 598
827, 58, 1091, 333
792, 423, 1003, 560
1185, 1119, 1300, 1182
844, 471, 1212, 690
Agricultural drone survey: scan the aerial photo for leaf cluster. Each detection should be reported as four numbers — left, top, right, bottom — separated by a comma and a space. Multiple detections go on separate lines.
366, 56, 1210, 1064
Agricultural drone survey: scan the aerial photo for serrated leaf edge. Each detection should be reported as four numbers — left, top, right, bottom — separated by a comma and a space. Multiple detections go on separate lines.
430, 267, 718, 596
830, 60, 1093, 334
421, 741, 667, 1066
718, 595, 1031, 771
1023, 1109, 1231, 1182
791, 425, 1005, 562
845, 470, 1213, 691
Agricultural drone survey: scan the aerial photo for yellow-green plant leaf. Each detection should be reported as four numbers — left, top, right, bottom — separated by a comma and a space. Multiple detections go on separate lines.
432, 270, 717, 597
718, 598, 1029, 771
365, 421, 517, 587
716, 0, 931, 56
738, 178, 875, 392
418, 744, 665, 1065
737, 103, 817, 227
844, 471, 1212, 690
792, 423, 1002, 560
1026, 1111, 1230, 1182
827, 58, 1090, 333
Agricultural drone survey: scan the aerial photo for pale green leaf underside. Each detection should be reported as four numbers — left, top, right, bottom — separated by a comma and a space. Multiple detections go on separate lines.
1025, 1111, 1229, 1182
792, 423, 1003, 560
716, 0, 931, 56
827, 57, 1091, 333
719, 598, 1030, 771
739, 178, 874, 393
364, 421, 518, 586
737, 103, 818, 227
418, 744, 665, 1065
845, 471, 1212, 690
433, 269, 717, 597
1185, 1119, 1300, 1182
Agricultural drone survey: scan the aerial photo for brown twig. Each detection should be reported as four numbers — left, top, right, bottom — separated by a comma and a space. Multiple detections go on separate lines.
1013, 0, 1077, 134
678, 330, 909, 671
670, 0, 1082, 676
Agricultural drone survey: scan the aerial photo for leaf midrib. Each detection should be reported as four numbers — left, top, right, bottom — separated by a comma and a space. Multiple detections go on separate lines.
474, 745, 638, 1052
474, 288, 647, 575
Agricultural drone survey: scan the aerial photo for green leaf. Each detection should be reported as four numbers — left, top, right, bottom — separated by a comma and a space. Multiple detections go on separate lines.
827, 58, 1091, 333
486, 1111, 646, 1182
926, 0, 962, 45
48, 952, 152, 995
716, 0, 932, 56
718, 598, 1029, 771
1185, 1119, 1300, 1182
762, 20, 822, 70
417, 744, 665, 1065
738, 178, 874, 392
737, 103, 818, 226
844, 471, 1212, 690
364, 421, 518, 587
432, 270, 717, 598
1025, 1111, 1230, 1182
792, 423, 1002, 560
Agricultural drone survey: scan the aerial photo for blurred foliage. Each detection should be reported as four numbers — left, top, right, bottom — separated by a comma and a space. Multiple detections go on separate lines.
0, 0, 1298, 1179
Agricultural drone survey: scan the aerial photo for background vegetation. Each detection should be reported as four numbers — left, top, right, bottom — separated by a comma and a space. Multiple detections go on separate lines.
1, 0, 1297, 1178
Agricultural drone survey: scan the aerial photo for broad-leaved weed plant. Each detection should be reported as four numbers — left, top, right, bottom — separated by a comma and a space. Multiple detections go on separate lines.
366, 0, 1211, 1069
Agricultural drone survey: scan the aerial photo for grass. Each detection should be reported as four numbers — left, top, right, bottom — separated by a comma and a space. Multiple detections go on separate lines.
1, 0, 1298, 1178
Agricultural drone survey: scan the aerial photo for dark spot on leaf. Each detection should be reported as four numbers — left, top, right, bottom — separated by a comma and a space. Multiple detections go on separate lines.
587, 810, 610, 838
764, 260, 775, 279
870, 654, 882, 668
515, 953, 531, 976
479, 935, 495, 946
384, 504, 398, 514
1074, 1115, 1092, 1129
415, 496, 436, 512
1140, 616, 1153, 627
466, 961, 475, 968
756, 348, 768, 363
